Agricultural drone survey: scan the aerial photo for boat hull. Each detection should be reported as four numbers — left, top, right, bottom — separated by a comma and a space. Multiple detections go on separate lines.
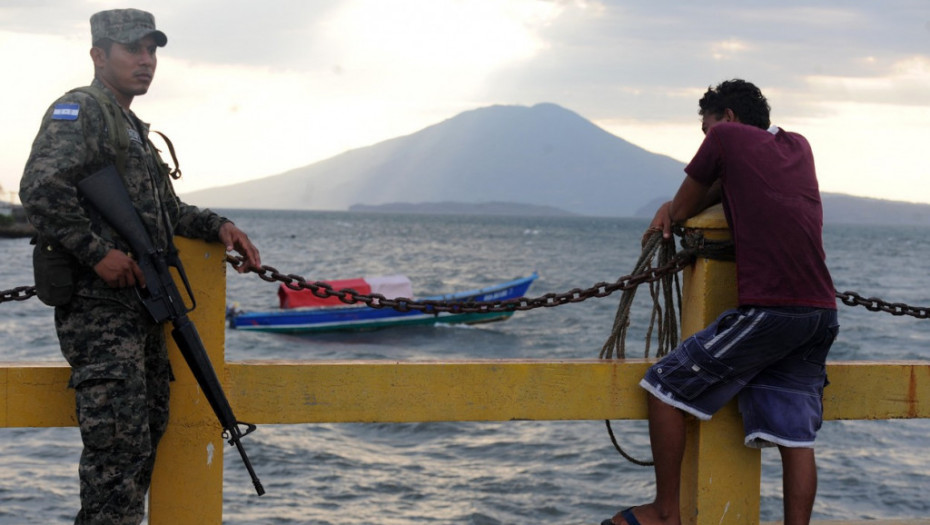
231, 273, 537, 334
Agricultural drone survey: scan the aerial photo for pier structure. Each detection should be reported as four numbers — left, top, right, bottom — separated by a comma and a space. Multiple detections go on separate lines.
2, 207, 929, 524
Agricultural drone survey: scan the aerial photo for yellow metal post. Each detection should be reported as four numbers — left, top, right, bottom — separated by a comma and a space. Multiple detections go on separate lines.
148, 237, 227, 525
679, 205, 760, 525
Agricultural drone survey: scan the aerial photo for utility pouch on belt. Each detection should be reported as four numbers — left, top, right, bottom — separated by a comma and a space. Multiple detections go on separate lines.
32, 236, 74, 306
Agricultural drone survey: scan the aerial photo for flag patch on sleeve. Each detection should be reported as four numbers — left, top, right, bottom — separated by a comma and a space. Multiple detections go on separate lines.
52, 103, 80, 121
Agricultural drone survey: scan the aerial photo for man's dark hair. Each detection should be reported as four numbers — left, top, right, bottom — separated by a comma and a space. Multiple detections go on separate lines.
699, 79, 771, 130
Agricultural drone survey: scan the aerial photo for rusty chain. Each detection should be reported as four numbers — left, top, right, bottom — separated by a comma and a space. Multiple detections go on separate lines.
1, 286, 37, 303
224, 248, 698, 314
834, 291, 930, 319
2, 238, 929, 319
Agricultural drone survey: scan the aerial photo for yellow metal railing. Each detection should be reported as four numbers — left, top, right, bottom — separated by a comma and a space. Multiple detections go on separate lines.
2, 207, 928, 524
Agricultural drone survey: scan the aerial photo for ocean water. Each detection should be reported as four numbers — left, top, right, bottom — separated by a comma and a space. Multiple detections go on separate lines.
1, 210, 929, 524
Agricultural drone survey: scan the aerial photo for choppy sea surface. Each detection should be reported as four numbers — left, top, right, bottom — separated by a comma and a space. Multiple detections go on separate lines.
1, 209, 929, 524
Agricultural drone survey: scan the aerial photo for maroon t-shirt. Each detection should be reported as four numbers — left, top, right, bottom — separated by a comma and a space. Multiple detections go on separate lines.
685, 122, 836, 309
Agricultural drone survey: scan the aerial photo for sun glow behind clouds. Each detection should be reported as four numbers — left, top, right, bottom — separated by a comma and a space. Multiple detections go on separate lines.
325, 0, 555, 70
157, 0, 564, 192
788, 58, 930, 202
791, 100, 930, 204
128, 0, 564, 193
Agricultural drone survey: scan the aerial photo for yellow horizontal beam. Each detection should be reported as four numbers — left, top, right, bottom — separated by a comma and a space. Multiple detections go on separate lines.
0, 364, 74, 427
226, 359, 653, 424
824, 361, 930, 420
3, 360, 929, 428
226, 360, 930, 423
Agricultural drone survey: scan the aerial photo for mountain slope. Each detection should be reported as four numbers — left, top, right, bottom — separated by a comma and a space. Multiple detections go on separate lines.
182, 102, 930, 225
182, 103, 686, 217
820, 194, 930, 225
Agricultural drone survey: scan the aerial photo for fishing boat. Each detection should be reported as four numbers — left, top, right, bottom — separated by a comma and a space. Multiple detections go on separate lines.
228, 272, 538, 333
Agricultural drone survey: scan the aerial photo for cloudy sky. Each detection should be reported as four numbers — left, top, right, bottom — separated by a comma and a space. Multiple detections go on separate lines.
1, 0, 928, 205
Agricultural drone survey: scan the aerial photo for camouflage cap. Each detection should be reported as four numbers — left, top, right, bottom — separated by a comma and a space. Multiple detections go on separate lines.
90, 8, 167, 47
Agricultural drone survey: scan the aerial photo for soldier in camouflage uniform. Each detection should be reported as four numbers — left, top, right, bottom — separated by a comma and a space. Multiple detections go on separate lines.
19, 9, 261, 525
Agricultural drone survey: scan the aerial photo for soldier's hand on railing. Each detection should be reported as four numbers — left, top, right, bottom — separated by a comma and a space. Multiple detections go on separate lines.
219, 222, 261, 273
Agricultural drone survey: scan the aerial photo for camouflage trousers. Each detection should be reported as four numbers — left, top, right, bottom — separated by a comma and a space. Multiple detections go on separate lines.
55, 296, 172, 525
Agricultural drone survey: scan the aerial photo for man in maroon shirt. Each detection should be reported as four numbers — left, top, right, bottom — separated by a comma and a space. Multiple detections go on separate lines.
605, 80, 838, 525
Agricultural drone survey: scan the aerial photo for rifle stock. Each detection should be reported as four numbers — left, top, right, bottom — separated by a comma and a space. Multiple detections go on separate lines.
78, 165, 265, 496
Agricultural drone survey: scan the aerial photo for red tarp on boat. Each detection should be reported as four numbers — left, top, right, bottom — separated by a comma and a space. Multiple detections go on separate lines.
277, 275, 413, 308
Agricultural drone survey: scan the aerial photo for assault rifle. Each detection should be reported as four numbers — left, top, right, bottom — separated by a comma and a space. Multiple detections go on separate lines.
78, 165, 265, 496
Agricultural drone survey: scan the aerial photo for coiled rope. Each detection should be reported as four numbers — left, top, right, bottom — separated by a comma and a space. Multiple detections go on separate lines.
599, 229, 685, 466
600, 231, 682, 360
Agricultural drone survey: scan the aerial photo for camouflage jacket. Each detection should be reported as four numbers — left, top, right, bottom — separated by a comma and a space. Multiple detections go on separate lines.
20, 78, 228, 309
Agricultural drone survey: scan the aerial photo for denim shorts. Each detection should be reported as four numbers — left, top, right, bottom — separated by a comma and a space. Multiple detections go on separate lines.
640, 306, 839, 448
